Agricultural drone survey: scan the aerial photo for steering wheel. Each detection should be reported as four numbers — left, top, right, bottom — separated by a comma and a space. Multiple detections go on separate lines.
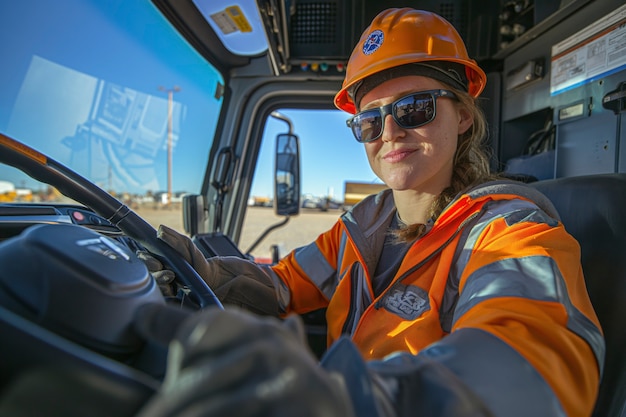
0, 133, 222, 309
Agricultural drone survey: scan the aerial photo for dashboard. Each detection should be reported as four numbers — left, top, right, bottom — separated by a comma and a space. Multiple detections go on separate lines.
0, 203, 123, 241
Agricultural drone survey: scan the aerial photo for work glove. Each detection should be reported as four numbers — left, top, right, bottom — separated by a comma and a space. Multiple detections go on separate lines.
136, 250, 177, 297
135, 307, 357, 417
134, 306, 490, 417
155, 225, 280, 316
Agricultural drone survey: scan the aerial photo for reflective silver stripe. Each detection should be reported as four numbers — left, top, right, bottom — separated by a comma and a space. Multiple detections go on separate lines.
419, 328, 567, 416
454, 256, 605, 372
337, 231, 348, 277
463, 200, 558, 264
293, 242, 338, 300
442, 198, 604, 371
465, 180, 560, 220
342, 263, 373, 335
442, 199, 559, 331
439, 209, 487, 331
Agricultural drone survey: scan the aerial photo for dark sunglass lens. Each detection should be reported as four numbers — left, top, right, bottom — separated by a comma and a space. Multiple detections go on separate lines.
353, 110, 382, 142
394, 94, 435, 128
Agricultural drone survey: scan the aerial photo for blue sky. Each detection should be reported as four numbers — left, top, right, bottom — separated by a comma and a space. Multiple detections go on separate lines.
0, 0, 381, 200
253, 109, 382, 199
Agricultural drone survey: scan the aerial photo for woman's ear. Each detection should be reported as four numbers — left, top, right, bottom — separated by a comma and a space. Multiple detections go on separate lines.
457, 106, 473, 136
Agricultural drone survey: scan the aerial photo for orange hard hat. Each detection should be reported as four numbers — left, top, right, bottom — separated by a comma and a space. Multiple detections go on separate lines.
334, 8, 487, 114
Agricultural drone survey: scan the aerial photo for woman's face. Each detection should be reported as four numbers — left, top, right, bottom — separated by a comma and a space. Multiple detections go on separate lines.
359, 75, 472, 194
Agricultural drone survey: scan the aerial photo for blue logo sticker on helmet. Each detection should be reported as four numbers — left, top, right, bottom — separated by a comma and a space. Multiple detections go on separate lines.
362, 29, 384, 56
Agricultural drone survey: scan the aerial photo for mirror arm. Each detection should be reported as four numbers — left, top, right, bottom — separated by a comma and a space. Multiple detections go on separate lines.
244, 216, 290, 255
270, 111, 293, 134
210, 146, 235, 232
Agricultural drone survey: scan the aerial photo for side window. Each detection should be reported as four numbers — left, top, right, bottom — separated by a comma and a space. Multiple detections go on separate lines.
240, 109, 383, 262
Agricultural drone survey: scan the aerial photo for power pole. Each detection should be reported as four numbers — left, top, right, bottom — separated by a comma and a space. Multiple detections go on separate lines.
158, 85, 180, 207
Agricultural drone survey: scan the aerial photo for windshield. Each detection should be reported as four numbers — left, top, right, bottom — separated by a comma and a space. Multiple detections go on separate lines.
0, 0, 223, 206
0, 0, 382, 261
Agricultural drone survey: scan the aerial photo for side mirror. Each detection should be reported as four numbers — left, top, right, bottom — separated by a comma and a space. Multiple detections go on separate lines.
274, 133, 300, 217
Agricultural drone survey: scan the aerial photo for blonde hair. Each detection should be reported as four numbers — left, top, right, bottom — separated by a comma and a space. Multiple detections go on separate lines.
393, 88, 497, 242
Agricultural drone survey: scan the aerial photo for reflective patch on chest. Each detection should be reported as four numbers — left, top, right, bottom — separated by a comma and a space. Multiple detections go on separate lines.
381, 284, 430, 320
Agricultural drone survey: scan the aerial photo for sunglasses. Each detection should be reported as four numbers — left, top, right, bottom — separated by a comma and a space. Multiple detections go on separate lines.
346, 89, 457, 143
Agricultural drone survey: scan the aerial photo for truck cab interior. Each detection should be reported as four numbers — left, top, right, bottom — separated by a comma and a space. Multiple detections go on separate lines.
0, 0, 625, 415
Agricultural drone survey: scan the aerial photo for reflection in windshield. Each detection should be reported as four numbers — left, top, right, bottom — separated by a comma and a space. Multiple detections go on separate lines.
0, 0, 224, 206
10, 56, 184, 194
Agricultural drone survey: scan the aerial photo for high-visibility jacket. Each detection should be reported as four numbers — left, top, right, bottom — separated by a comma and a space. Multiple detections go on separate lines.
270, 181, 604, 416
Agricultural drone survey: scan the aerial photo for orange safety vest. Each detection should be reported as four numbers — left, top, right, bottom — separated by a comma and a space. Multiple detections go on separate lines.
271, 181, 603, 416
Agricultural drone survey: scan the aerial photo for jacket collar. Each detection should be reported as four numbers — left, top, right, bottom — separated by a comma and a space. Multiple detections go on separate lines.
340, 179, 560, 263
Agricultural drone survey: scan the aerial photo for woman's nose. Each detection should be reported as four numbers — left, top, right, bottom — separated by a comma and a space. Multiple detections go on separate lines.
380, 114, 405, 142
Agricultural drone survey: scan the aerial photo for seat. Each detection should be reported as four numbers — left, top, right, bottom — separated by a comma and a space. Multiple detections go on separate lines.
529, 173, 626, 417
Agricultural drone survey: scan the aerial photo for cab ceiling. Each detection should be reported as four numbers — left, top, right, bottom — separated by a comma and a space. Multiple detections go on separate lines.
152, 0, 499, 76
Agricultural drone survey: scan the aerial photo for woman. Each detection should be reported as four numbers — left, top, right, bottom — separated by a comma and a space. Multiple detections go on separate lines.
146, 8, 603, 417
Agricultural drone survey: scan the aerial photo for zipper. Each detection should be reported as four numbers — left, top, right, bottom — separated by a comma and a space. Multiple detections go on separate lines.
341, 262, 364, 335
373, 209, 483, 310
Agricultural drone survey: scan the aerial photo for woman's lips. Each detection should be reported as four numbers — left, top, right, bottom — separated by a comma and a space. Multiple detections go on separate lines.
383, 148, 416, 163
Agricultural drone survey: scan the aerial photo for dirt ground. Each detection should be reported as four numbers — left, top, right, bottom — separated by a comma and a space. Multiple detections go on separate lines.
135, 205, 343, 260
